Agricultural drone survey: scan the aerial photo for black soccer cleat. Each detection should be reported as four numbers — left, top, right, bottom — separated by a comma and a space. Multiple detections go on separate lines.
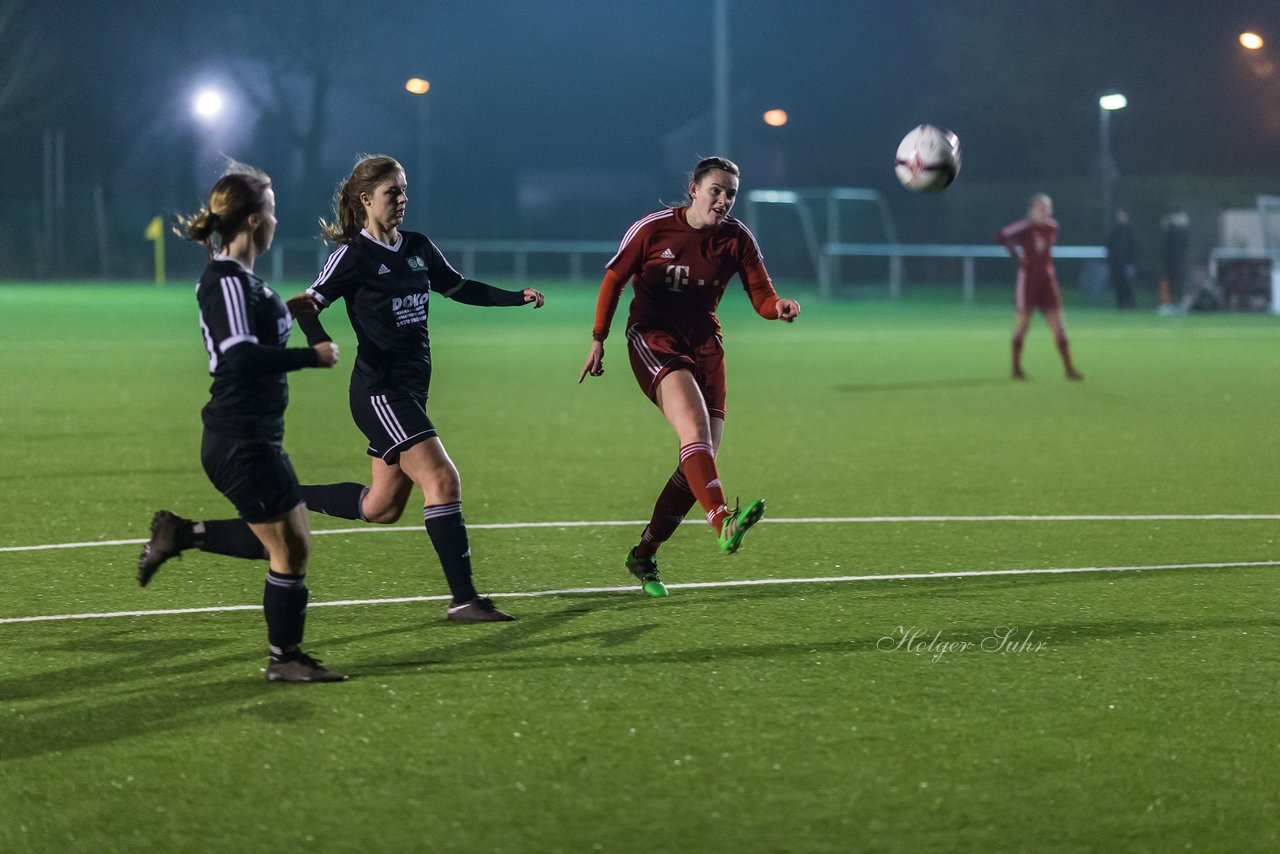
446, 596, 515, 623
266, 650, 348, 683
138, 510, 190, 587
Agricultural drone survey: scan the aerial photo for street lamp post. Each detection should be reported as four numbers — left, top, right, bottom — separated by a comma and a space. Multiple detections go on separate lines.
405, 77, 430, 226
1098, 91, 1127, 239
713, 0, 729, 155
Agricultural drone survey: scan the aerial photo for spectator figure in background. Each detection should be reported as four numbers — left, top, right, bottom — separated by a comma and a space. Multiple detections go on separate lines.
1179, 265, 1222, 313
996, 193, 1084, 381
1106, 208, 1139, 309
1159, 210, 1191, 315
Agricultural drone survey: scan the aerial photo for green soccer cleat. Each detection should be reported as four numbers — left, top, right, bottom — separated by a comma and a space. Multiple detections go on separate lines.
717, 498, 766, 555
625, 548, 668, 598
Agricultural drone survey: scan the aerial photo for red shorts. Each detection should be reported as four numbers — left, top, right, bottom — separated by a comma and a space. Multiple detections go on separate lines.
625, 324, 727, 420
1016, 269, 1062, 312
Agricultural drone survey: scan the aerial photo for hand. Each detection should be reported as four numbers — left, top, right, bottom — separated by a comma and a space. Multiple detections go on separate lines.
578, 340, 605, 383
313, 341, 339, 367
523, 288, 545, 308
777, 299, 801, 323
287, 292, 320, 317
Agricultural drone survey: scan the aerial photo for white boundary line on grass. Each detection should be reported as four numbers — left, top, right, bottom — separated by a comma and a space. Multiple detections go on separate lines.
1, 559, 1276, 625
3, 514, 1279, 554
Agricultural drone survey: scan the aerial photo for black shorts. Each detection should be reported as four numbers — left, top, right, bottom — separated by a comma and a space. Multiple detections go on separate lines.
349, 387, 437, 464
200, 429, 303, 523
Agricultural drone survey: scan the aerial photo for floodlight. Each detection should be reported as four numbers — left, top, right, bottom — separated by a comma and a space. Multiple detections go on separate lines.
1240, 32, 1264, 50
762, 109, 788, 127
193, 89, 225, 119
1098, 93, 1128, 111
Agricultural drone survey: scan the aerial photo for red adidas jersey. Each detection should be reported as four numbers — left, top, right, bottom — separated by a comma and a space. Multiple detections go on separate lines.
593, 206, 779, 343
996, 218, 1059, 281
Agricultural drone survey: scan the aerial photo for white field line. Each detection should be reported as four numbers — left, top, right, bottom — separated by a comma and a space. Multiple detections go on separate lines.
3, 514, 1279, 555
11, 325, 1280, 352
1, 560, 1277, 626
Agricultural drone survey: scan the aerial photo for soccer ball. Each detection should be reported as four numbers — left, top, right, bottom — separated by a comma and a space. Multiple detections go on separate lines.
894, 125, 961, 192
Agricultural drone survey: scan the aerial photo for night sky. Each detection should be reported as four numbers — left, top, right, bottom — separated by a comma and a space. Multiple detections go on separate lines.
2, 0, 1279, 268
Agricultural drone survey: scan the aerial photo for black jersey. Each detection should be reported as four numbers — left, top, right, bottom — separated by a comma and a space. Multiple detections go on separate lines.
197, 257, 297, 440
307, 230, 465, 396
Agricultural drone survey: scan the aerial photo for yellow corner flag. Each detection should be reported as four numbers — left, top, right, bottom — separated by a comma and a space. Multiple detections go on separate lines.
145, 216, 165, 285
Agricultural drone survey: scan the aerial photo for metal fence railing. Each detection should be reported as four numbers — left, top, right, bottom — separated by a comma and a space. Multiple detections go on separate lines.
269, 237, 1117, 305
819, 243, 1107, 302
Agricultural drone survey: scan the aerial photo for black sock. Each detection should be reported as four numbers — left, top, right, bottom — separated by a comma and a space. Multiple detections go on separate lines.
301, 483, 368, 520
199, 519, 268, 560
264, 571, 308, 657
423, 502, 477, 604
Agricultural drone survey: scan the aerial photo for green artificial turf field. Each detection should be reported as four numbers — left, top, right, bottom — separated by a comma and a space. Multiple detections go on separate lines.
1, 281, 1277, 852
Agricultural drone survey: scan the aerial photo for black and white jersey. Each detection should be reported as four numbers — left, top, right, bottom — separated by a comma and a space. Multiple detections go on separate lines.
308, 229, 464, 396
197, 257, 295, 439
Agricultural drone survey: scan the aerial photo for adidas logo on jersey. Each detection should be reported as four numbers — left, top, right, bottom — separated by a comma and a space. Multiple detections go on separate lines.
377, 264, 391, 275
660, 248, 675, 260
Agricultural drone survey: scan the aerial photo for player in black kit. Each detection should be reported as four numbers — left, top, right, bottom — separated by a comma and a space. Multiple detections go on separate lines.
137, 162, 346, 683
290, 155, 544, 622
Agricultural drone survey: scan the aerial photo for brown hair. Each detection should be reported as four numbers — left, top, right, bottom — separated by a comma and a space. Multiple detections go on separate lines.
175, 161, 272, 256
319, 154, 404, 244
683, 155, 740, 204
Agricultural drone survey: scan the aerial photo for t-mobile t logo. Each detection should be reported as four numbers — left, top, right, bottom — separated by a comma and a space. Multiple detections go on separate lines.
665, 264, 691, 292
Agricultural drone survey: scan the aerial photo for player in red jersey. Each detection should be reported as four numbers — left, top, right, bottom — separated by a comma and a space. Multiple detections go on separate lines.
578, 156, 801, 597
996, 193, 1083, 381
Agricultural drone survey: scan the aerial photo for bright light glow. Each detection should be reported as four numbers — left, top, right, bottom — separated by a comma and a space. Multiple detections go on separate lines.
747, 190, 798, 204
762, 108, 788, 127
405, 77, 431, 95
1098, 93, 1128, 111
1240, 32, 1264, 50
193, 89, 225, 119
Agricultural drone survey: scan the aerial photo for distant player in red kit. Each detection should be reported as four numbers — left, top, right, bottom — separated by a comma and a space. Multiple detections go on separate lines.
996, 193, 1083, 381
578, 156, 801, 597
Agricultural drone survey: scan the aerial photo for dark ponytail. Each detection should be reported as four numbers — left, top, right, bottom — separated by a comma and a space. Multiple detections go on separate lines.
175, 161, 271, 256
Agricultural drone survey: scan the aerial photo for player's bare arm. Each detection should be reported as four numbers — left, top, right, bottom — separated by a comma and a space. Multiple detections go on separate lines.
578, 340, 605, 383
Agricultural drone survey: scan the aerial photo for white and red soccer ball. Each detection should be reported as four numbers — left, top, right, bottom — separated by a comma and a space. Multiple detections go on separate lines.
894, 124, 961, 192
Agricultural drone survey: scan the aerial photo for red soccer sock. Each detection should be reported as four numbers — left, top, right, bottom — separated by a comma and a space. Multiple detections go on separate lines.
1054, 335, 1074, 370
635, 468, 697, 559
679, 443, 730, 532
1012, 336, 1025, 373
